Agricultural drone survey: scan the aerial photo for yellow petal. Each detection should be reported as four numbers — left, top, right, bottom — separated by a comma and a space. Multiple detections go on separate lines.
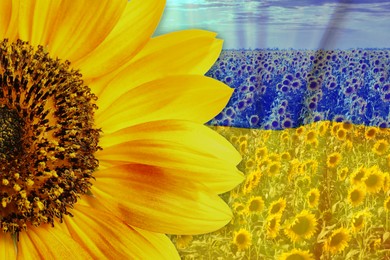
18, 0, 62, 47
91, 164, 233, 234
17, 225, 91, 260
74, 0, 165, 79
98, 120, 243, 193
92, 29, 223, 102
96, 75, 233, 132
46, 0, 126, 62
0, 0, 18, 41
0, 234, 16, 259
65, 205, 180, 259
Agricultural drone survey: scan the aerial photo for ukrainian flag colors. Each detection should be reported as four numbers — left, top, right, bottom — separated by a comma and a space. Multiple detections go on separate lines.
173, 49, 390, 259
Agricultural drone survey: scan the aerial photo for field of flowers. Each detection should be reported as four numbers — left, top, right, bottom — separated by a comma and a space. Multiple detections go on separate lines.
169, 49, 390, 259
173, 122, 390, 259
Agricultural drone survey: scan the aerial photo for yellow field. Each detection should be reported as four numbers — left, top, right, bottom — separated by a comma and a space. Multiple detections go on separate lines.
172, 121, 390, 259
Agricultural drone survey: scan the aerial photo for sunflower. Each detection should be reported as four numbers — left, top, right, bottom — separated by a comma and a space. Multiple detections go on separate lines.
246, 196, 265, 214
305, 130, 317, 144
255, 146, 268, 160
363, 166, 385, 193
278, 248, 314, 260
350, 166, 367, 185
232, 228, 252, 251
284, 210, 317, 243
323, 227, 351, 254
351, 211, 370, 233
336, 128, 347, 140
307, 188, 320, 208
268, 197, 287, 215
266, 214, 282, 238
242, 170, 261, 194
347, 185, 366, 207
267, 161, 281, 176
326, 152, 342, 168
0, 0, 244, 258
372, 139, 389, 155
364, 127, 377, 140
337, 167, 349, 181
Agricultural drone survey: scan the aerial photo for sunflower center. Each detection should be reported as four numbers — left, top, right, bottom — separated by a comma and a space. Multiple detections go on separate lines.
291, 217, 310, 235
286, 255, 305, 260
0, 106, 24, 158
0, 39, 100, 235
330, 233, 344, 247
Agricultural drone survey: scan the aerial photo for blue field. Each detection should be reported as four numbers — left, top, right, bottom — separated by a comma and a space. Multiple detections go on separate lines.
207, 49, 390, 129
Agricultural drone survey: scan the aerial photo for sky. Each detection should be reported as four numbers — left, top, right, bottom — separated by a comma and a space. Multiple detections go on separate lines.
154, 0, 390, 49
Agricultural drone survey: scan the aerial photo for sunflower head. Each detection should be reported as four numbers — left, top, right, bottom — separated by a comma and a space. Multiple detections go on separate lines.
305, 130, 317, 144
365, 127, 377, 139
278, 248, 315, 260
267, 161, 281, 176
326, 152, 341, 168
284, 210, 317, 243
307, 188, 320, 208
351, 210, 370, 233
363, 166, 385, 193
232, 228, 252, 251
246, 196, 265, 214
0, 39, 100, 234
347, 185, 366, 207
323, 227, 351, 254
268, 197, 287, 215
266, 213, 282, 239
350, 166, 367, 185
372, 139, 389, 155
337, 167, 349, 181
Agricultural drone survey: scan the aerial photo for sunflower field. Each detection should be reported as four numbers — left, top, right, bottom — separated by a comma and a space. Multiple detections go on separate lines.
168, 48, 390, 259
172, 121, 390, 259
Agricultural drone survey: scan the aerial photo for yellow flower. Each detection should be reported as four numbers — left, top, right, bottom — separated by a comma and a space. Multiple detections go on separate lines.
323, 227, 351, 254
363, 166, 385, 193
267, 161, 282, 176
351, 211, 370, 233
384, 197, 390, 212
0, 0, 244, 258
305, 130, 317, 144
268, 197, 287, 215
296, 126, 305, 136
266, 214, 282, 238
347, 185, 366, 207
326, 152, 341, 168
318, 121, 329, 136
372, 139, 389, 155
233, 202, 246, 215
246, 196, 265, 214
350, 166, 367, 185
281, 151, 291, 161
307, 188, 320, 208
278, 248, 315, 260
255, 146, 268, 160
284, 210, 317, 242
242, 170, 261, 194
233, 228, 252, 251
336, 128, 347, 140
365, 127, 377, 139
337, 167, 349, 181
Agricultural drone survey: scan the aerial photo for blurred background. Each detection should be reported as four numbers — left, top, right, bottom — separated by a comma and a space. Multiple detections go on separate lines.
155, 0, 390, 50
